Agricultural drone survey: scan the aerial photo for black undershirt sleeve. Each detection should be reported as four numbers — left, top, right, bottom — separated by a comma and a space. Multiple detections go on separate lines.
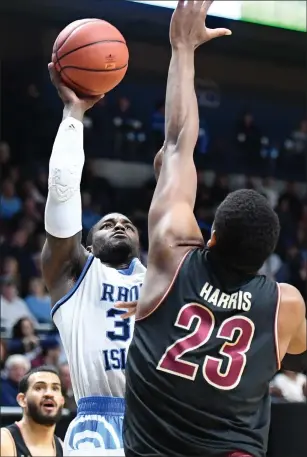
282, 350, 307, 375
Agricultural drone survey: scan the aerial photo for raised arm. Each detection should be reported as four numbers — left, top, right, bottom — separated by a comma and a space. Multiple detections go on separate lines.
148, 1, 231, 262
41, 64, 101, 302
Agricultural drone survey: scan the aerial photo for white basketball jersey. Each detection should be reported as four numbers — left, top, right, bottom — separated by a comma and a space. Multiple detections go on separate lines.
52, 255, 146, 401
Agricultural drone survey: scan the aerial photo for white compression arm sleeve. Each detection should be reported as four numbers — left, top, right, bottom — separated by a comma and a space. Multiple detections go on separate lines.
45, 117, 84, 238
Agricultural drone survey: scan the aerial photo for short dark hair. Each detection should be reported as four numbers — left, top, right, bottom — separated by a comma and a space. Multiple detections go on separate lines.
19, 365, 60, 394
213, 189, 280, 272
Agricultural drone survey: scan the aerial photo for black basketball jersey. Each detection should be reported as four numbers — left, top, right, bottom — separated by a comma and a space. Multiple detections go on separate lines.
124, 248, 280, 457
5, 422, 63, 457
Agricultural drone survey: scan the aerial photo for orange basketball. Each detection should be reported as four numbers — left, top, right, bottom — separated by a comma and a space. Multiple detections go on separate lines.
52, 19, 129, 96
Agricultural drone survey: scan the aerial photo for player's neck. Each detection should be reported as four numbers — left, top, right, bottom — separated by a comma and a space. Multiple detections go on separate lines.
103, 253, 136, 270
208, 247, 252, 281
18, 416, 56, 444
106, 260, 133, 270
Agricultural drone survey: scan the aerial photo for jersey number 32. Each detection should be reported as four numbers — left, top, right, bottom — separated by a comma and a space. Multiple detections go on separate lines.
157, 303, 255, 390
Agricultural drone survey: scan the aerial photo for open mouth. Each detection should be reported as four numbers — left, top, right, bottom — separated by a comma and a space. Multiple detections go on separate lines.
41, 400, 56, 412
112, 232, 126, 238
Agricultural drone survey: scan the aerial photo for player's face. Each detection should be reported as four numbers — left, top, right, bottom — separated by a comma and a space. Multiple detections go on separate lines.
18, 372, 64, 426
91, 213, 140, 265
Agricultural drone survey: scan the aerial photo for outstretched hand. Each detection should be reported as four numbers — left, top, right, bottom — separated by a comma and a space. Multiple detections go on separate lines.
170, 0, 231, 50
48, 63, 103, 112
115, 301, 138, 319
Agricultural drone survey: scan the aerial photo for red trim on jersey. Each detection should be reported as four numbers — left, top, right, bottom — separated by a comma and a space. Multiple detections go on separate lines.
228, 453, 255, 457
274, 282, 281, 370
136, 249, 193, 322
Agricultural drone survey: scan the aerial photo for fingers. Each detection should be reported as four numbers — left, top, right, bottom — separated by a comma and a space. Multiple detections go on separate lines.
48, 63, 104, 108
48, 62, 63, 89
120, 310, 136, 319
207, 27, 232, 39
48, 62, 72, 101
115, 301, 137, 319
48, 62, 57, 86
195, 0, 205, 11
186, 0, 194, 10
48, 62, 72, 104
91, 94, 105, 104
115, 301, 137, 309
201, 0, 214, 15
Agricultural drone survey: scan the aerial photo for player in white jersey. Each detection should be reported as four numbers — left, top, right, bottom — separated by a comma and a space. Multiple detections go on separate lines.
41, 64, 149, 456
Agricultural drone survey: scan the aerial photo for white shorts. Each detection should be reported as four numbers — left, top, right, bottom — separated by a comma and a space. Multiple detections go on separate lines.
64, 396, 125, 457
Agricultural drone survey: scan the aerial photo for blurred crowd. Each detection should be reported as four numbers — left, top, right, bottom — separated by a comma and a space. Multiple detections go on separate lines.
1, 75, 307, 411
2, 70, 307, 180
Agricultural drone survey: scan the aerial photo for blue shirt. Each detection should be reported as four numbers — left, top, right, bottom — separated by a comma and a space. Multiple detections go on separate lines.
25, 295, 52, 323
0, 196, 22, 219
0, 377, 19, 406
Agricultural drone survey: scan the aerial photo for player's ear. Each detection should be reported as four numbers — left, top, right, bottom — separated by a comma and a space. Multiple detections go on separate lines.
17, 393, 26, 408
207, 230, 217, 248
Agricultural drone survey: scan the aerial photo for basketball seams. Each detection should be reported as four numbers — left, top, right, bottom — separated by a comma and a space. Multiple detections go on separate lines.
60, 64, 128, 73
59, 69, 98, 95
56, 40, 126, 62
54, 19, 101, 55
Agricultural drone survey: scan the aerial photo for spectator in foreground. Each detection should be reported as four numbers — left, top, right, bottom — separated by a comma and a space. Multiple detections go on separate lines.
0, 354, 30, 406
0, 366, 64, 456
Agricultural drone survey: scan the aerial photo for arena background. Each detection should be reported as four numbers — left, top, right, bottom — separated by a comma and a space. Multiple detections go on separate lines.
0, 1, 306, 456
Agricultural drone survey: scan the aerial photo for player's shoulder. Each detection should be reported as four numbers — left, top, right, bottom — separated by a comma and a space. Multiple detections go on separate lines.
278, 282, 305, 308
0, 427, 12, 439
0, 427, 15, 456
278, 282, 305, 321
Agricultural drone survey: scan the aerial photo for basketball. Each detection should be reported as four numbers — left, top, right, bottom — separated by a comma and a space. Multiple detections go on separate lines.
52, 19, 129, 96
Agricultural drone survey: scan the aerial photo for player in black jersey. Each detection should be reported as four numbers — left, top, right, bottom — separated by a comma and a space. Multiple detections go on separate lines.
118, 2, 307, 457
1, 366, 64, 457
